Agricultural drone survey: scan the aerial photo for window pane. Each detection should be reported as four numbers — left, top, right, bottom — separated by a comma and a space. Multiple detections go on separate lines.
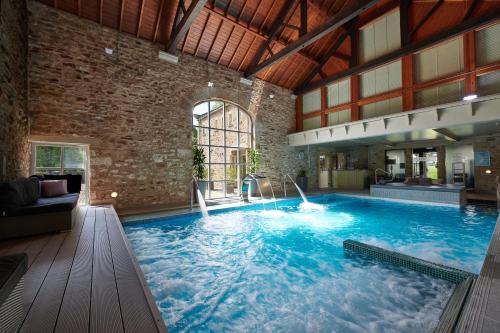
239, 110, 252, 132
193, 102, 209, 127
225, 104, 238, 131
36, 146, 62, 168
225, 131, 238, 148
209, 101, 224, 129
302, 89, 321, 113
210, 129, 224, 146
226, 148, 239, 164
303, 116, 321, 131
63, 147, 86, 169
209, 164, 225, 181
239, 133, 251, 148
226, 164, 239, 195
209, 147, 225, 164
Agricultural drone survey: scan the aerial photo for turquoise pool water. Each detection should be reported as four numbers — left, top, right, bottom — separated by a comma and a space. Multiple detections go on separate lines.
125, 195, 498, 333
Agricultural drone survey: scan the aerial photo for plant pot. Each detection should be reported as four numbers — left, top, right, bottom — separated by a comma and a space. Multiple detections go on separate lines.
296, 176, 308, 192
194, 180, 208, 202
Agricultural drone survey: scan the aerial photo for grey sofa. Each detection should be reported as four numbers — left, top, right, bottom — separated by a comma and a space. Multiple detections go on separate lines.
0, 177, 79, 240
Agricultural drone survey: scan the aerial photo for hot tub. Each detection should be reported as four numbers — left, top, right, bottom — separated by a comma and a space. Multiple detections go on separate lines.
370, 183, 467, 206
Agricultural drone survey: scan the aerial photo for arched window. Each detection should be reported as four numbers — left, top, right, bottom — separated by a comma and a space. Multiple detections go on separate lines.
193, 100, 253, 199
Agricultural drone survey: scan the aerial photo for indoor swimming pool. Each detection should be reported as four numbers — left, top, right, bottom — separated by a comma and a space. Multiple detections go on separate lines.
125, 194, 498, 333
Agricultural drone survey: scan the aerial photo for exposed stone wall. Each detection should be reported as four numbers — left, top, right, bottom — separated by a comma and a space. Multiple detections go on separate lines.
28, 1, 305, 211
473, 135, 500, 194
0, 0, 30, 181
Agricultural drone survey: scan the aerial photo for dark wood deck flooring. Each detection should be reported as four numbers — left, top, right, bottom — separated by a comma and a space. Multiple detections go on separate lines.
0, 206, 167, 333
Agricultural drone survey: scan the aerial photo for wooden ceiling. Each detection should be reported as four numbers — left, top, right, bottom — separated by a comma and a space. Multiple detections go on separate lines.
37, 0, 500, 92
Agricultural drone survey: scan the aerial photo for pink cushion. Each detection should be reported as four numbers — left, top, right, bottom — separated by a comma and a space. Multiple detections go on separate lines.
41, 180, 68, 197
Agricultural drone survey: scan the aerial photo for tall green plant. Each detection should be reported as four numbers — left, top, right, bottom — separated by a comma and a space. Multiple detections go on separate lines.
192, 146, 207, 180
248, 148, 261, 175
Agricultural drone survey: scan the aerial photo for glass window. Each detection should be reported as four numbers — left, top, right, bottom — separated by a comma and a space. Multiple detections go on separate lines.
193, 100, 253, 199
360, 96, 403, 120
33, 143, 89, 204
360, 60, 402, 98
327, 78, 351, 108
302, 89, 321, 114
414, 37, 464, 83
476, 23, 500, 66
414, 81, 464, 109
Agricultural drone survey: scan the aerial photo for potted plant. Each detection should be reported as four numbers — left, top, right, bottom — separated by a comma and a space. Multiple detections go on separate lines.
244, 148, 262, 196
227, 166, 237, 194
296, 169, 308, 192
192, 146, 208, 199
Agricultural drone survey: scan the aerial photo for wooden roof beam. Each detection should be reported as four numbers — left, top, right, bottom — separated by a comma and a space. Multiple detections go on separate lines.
246, 0, 298, 73
296, 10, 500, 94
294, 28, 351, 92
166, 0, 209, 53
409, 0, 444, 36
245, 0, 380, 77
203, 5, 321, 67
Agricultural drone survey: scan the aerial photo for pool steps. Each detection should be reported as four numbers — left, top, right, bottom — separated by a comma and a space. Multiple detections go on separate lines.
343, 240, 476, 333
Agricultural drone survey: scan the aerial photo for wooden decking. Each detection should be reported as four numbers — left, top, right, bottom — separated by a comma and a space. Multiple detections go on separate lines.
0, 206, 167, 333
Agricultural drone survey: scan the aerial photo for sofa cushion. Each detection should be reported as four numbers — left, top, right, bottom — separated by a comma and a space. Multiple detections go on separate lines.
43, 174, 82, 194
1, 193, 79, 217
0, 253, 27, 307
41, 180, 67, 197
0, 178, 40, 209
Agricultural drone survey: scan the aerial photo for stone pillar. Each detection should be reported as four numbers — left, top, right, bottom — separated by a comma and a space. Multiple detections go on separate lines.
405, 148, 413, 178
436, 146, 446, 182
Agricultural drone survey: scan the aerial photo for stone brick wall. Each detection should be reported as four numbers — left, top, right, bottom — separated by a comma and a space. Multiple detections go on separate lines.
28, 1, 306, 211
0, 0, 30, 181
473, 135, 500, 194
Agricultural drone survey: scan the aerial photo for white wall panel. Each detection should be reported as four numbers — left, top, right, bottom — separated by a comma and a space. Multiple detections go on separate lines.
302, 89, 321, 114
303, 116, 321, 130
327, 109, 351, 126
476, 23, 500, 66
360, 10, 401, 63
414, 37, 464, 83
327, 78, 351, 107
360, 60, 402, 98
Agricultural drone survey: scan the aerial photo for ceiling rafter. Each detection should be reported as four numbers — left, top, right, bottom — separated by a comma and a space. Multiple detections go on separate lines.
409, 0, 444, 36
152, 0, 165, 42
203, 5, 321, 67
99, 0, 104, 25
246, 0, 299, 77
119, 0, 126, 31
194, 12, 211, 56
216, 25, 235, 64
245, 0, 380, 78
296, 10, 500, 94
206, 19, 224, 60
166, 0, 209, 53
228, 31, 246, 68
294, 27, 351, 92
463, 0, 479, 21
137, 0, 145, 37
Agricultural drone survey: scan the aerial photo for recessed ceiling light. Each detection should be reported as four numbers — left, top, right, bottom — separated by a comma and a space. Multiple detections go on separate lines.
207, 82, 214, 87
485, 169, 492, 174
463, 94, 478, 101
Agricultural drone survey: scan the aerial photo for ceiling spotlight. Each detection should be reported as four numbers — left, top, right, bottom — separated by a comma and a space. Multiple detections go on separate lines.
207, 82, 214, 87
269, 94, 275, 99
463, 94, 478, 101
111, 192, 118, 198
485, 169, 492, 174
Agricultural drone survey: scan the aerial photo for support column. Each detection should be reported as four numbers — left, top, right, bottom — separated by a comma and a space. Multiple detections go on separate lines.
402, 55, 414, 111
296, 95, 303, 132
464, 31, 477, 96
321, 86, 327, 127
